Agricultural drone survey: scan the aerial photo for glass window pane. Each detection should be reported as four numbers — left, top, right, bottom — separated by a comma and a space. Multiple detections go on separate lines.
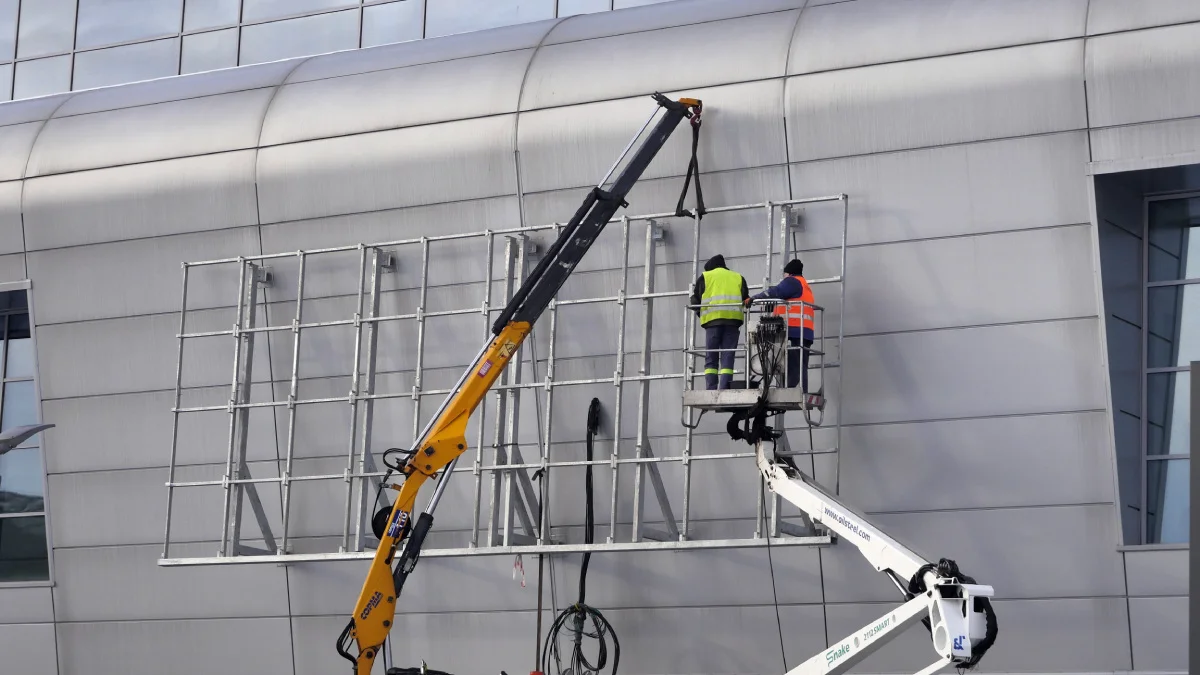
1, 380, 36, 433
16, 0, 76, 59
184, 0, 241, 32
1146, 458, 1189, 544
558, 0, 610, 16
73, 38, 180, 90
1147, 285, 1200, 368
243, 0, 358, 23
1146, 371, 1189, 456
1148, 197, 1200, 282
76, 0, 183, 50
13, 55, 71, 100
239, 9, 360, 66
426, 0, 555, 38
5, 312, 32, 379
181, 28, 237, 74
0, 291, 28, 313
0, 0, 18, 61
362, 2, 424, 48
0, 63, 11, 102
0, 447, 43, 513
0, 516, 49, 581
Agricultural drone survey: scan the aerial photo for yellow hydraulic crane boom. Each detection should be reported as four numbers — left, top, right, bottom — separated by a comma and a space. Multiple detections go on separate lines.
337, 93, 704, 675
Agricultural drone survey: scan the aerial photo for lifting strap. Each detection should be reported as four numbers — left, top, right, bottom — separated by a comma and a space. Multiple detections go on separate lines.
674, 102, 705, 219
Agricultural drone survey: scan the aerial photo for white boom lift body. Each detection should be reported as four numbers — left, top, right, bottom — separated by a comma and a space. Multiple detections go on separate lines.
757, 445, 997, 675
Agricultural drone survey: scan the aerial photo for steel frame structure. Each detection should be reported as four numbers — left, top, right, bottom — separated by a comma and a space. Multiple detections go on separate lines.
158, 195, 849, 567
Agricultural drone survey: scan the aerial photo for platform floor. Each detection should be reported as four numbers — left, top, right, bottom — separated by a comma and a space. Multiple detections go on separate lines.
682, 387, 824, 411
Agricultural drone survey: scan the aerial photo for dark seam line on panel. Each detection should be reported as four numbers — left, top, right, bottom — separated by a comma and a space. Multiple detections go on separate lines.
1109, 315, 1141, 331
1082, 0, 1095, 162
779, 1, 811, 207
785, 127, 1092, 168
1121, 550, 1136, 670
512, 16, 569, 229
17, 92, 75, 282
1085, 18, 1200, 40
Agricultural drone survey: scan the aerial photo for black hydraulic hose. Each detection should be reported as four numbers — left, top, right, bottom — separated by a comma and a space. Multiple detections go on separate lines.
579, 397, 601, 603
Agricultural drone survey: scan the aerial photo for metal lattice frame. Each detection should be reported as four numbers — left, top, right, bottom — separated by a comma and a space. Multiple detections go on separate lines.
159, 195, 849, 566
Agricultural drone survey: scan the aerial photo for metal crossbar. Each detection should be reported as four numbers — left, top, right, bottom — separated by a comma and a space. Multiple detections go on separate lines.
159, 195, 849, 565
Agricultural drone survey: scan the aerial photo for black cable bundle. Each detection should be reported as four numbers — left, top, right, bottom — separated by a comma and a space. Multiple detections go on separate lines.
540, 398, 620, 675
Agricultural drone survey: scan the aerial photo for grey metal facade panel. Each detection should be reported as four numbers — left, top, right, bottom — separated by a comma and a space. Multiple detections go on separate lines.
0, 251, 24, 282
36, 310, 273, 400
820, 505, 1126, 604
519, 80, 786, 194
42, 387, 280, 474
835, 412, 1116, 513
1128, 597, 1188, 671
260, 49, 533, 147
57, 617, 294, 675
790, 131, 1091, 249
23, 150, 260, 250
0, 120, 39, 181
542, 0, 803, 45
842, 225, 1098, 336
28, 227, 261, 324
0, 623, 57, 675
825, 597, 1132, 673
0, 93, 70, 128
840, 319, 1108, 426
256, 115, 518, 225
1087, 0, 1200, 35
788, 0, 1088, 75
785, 40, 1088, 162
25, 89, 275, 177
1090, 115, 1200, 163
0, 181, 23, 255
520, 11, 800, 111
47, 462, 282, 548
51, 544, 291, 622
1086, 22, 1200, 128
1124, 549, 1189, 597
0, 587, 53, 623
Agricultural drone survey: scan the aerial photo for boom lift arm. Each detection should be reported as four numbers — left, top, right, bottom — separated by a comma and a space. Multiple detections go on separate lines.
336, 93, 704, 675
757, 443, 999, 675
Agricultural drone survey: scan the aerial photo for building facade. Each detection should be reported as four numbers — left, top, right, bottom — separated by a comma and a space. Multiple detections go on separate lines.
0, 0, 1192, 674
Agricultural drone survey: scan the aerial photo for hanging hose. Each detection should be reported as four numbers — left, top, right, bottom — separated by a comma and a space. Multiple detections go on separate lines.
540, 398, 620, 675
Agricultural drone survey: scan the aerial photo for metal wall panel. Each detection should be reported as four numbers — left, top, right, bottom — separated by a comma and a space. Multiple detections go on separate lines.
0, 181, 23, 255
788, 0, 1087, 75
840, 319, 1108, 426
42, 386, 280, 474
0, 623, 57, 675
821, 504, 1125, 604
0, 93, 70, 127
256, 115, 517, 225
1129, 597, 1188, 671
1087, 0, 1200, 35
1086, 22, 1200, 128
519, 81, 785, 193
57, 617, 293, 675
0, 251, 23, 281
842, 225, 1098, 336
0, 587, 53, 623
790, 131, 1091, 248
835, 412, 1115, 513
37, 309, 273, 400
28, 227, 261, 324
25, 89, 274, 177
0, 120, 38, 181
262, 50, 531, 147
52, 544, 290, 621
786, 40, 1087, 162
1124, 549, 1189, 597
542, 0, 803, 45
268, 374, 414, 462
23, 150, 260, 250
47, 462, 282, 548
825, 597, 1131, 673
1090, 115, 1200, 164
520, 11, 799, 111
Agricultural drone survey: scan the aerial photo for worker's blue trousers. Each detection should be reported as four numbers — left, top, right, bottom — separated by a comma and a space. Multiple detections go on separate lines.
788, 336, 814, 392
704, 324, 739, 390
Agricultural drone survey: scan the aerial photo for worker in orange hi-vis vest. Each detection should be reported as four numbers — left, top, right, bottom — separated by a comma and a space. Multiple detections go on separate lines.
746, 258, 815, 392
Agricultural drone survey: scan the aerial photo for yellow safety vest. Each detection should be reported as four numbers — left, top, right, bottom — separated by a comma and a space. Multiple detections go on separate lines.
700, 268, 745, 326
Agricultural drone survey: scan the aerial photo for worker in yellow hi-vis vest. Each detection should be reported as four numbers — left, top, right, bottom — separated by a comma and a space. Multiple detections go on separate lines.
689, 254, 750, 390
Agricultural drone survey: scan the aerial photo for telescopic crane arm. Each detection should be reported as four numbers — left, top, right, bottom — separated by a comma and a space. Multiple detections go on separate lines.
336, 93, 703, 675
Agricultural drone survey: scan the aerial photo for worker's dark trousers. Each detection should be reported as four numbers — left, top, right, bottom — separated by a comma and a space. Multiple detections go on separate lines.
704, 324, 739, 390
787, 335, 814, 391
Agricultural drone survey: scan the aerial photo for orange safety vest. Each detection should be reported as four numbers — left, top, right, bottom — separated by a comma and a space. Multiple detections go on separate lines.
773, 275, 815, 331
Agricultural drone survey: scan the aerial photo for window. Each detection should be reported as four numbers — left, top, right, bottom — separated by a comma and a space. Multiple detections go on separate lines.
0, 288, 50, 582
1139, 194, 1198, 545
